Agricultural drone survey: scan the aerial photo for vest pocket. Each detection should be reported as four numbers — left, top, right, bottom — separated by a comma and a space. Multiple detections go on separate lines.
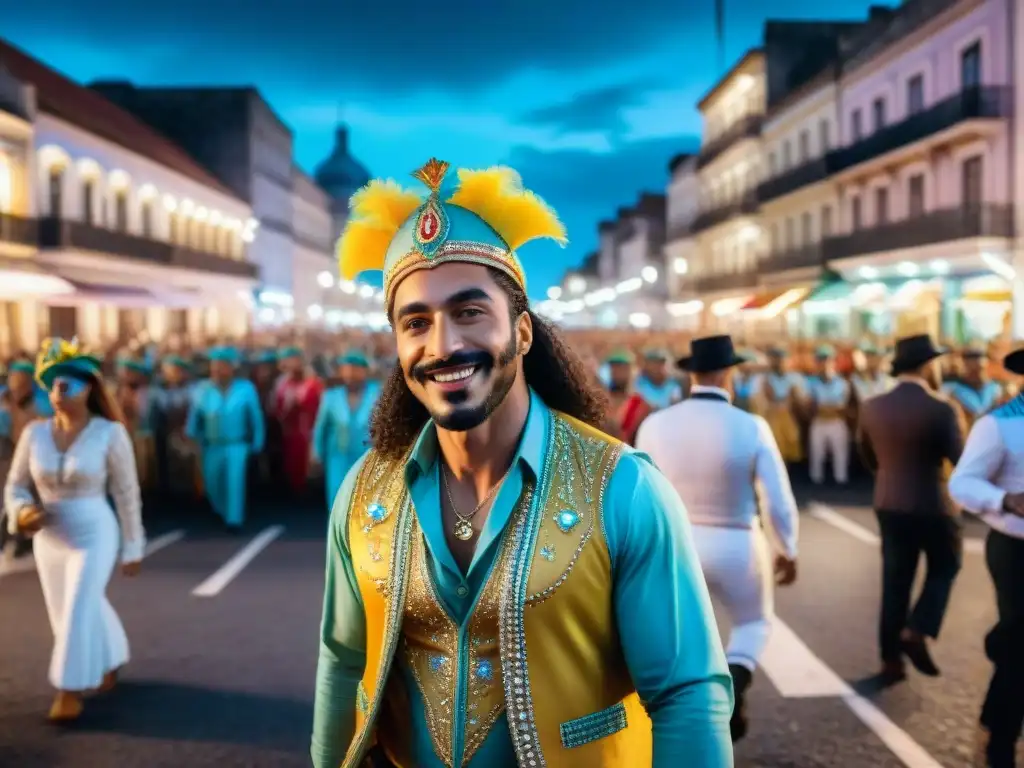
559, 701, 628, 748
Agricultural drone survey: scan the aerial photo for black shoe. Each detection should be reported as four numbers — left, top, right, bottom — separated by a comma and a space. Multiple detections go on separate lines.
901, 637, 940, 677
728, 663, 752, 742
879, 660, 907, 686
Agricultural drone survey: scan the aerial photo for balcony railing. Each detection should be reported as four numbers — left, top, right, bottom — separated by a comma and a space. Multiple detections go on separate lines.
690, 271, 759, 294
757, 156, 838, 203
760, 244, 826, 273
697, 114, 762, 169
690, 190, 759, 233
829, 86, 1010, 174
823, 204, 1014, 261
0, 213, 38, 246
37, 218, 260, 279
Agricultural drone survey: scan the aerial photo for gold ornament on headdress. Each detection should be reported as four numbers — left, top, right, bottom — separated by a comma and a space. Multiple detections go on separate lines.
37, 336, 84, 370
336, 158, 567, 301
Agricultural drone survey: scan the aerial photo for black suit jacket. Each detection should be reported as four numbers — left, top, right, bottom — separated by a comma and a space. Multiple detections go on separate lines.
857, 380, 965, 516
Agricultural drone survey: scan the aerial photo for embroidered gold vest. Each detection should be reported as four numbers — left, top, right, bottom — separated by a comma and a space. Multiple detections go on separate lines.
344, 410, 653, 767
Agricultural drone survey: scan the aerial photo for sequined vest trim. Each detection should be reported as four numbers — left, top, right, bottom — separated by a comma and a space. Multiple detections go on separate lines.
344, 409, 653, 767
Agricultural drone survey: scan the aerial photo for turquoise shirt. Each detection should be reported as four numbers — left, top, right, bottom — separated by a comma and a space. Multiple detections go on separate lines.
185, 377, 266, 452
943, 380, 1003, 418
635, 375, 684, 410
311, 390, 734, 768
312, 382, 380, 463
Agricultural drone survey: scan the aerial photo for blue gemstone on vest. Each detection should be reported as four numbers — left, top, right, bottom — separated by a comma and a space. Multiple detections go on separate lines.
556, 509, 580, 533
429, 654, 447, 673
475, 659, 493, 681
366, 502, 387, 522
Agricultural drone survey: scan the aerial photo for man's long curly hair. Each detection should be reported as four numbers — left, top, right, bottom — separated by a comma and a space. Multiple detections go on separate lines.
369, 269, 609, 458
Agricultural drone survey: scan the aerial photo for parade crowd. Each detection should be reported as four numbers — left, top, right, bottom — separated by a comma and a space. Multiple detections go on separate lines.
2, 155, 1023, 768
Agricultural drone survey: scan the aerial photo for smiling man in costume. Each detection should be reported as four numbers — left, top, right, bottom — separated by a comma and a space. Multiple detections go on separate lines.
310, 159, 733, 768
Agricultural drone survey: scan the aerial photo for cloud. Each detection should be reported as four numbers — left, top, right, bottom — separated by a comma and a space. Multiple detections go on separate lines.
3, 0, 696, 94
517, 80, 662, 137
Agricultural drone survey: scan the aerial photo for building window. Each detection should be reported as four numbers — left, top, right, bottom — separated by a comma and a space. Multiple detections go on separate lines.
851, 195, 862, 230
907, 75, 925, 114
872, 98, 886, 131
785, 217, 795, 248
48, 168, 64, 217
851, 109, 863, 141
961, 41, 982, 89
48, 306, 78, 338
908, 173, 925, 216
801, 211, 813, 244
82, 180, 95, 224
821, 205, 833, 237
818, 119, 830, 153
782, 140, 792, 170
874, 186, 889, 224
141, 201, 153, 237
798, 130, 810, 163
962, 155, 983, 206
169, 309, 188, 334
114, 191, 128, 231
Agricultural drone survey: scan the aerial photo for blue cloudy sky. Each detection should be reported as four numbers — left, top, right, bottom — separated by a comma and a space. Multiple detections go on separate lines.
5, 0, 878, 296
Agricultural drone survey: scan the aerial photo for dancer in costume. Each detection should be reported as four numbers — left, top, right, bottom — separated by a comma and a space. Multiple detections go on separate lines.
949, 346, 1024, 768
312, 350, 380, 510
274, 347, 324, 495
152, 356, 199, 498
311, 159, 733, 768
4, 338, 144, 721
116, 358, 158, 491
943, 346, 1006, 429
637, 335, 798, 743
850, 343, 893, 404
752, 347, 805, 464
186, 346, 265, 530
806, 345, 852, 485
634, 349, 683, 411
602, 350, 652, 445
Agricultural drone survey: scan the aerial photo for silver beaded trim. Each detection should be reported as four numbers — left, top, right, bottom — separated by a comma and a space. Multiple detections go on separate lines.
558, 701, 628, 748
498, 407, 556, 768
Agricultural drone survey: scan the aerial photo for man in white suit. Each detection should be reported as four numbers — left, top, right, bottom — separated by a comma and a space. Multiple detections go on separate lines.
636, 334, 800, 743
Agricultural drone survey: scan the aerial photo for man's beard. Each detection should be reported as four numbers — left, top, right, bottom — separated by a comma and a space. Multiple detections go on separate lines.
412, 334, 519, 432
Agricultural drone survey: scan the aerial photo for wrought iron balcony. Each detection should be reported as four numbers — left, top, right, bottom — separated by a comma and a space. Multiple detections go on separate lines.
690, 271, 759, 294
760, 244, 826, 273
697, 114, 762, 169
0, 213, 38, 246
828, 86, 1010, 174
823, 204, 1014, 261
757, 156, 839, 203
37, 218, 260, 279
690, 190, 759, 233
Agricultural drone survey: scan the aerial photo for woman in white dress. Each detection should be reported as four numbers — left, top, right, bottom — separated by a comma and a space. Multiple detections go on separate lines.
4, 338, 145, 722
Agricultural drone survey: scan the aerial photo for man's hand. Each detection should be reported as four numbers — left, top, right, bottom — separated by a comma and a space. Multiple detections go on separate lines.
15, 505, 45, 535
773, 553, 798, 586
121, 561, 142, 577
1002, 492, 1024, 517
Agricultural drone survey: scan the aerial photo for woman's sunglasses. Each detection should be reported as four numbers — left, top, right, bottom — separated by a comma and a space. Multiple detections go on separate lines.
51, 376, 89, 398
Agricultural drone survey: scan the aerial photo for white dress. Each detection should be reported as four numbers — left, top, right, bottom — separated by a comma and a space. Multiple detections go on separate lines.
4, 417, 145, 691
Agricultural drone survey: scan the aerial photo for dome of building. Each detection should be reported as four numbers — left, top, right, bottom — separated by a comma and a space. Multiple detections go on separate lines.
314, 124, 370, 205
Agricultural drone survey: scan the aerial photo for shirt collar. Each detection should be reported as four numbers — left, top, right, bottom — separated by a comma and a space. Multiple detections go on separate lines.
690, 384, 732, 402
404, 388, 547, 484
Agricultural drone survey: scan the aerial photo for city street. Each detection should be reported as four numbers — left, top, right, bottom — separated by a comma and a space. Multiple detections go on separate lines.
0, 482, 1018, 768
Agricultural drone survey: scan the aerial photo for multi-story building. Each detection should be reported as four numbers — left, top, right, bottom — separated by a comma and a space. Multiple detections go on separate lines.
290, 166, 335, 325
820, 0, 1014, 341
1, 40, 258, 353
663, 152, 704, 328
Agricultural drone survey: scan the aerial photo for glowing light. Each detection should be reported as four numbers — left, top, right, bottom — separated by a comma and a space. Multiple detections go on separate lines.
358, 284, 375, 298
667, 300, 703, 317
138, 184, 157, 200
858, 266, 879, 279
257, 290, 293, 307
711, 297, 749, 316
246, 217, 260, 230
982, 252, 1016, 281
641, 266, 658, 283
339, 280, 356, 294
546, 286, 562, 300
628, 312, 652, 328
180, 199, 194, 214
673, 257, 688, 275
928, 260, 949, 274
75, 157, 101, 178
317, 271, 335, 288
616, 278, 642, 293
567, 276, 587, 294
896, 261, 919, 277
307, 304, 324, 320
194, 206, 209, 221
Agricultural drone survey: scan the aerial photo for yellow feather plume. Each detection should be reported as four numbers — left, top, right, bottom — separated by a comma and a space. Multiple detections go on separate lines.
447, 167, 568, 252
337, 179, 424, 279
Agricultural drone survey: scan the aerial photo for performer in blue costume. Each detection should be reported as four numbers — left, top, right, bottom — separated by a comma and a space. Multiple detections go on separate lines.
186, 346, 265, 530
634, 349, 684, 411
312, 350, 381, 510
943, 346, 1006, 429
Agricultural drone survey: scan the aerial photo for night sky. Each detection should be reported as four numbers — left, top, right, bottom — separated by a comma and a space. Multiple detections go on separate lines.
5, 0, 879, 297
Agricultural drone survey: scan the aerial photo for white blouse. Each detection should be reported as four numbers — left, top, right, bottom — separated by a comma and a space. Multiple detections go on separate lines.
3, 417, 146, 562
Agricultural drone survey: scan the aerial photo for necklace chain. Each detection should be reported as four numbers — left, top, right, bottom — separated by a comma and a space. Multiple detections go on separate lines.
441, 462, 513, 538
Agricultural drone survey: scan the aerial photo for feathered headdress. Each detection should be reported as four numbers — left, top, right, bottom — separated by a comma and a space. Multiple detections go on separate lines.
337, 158, 567, 304
35, 337, 103, 388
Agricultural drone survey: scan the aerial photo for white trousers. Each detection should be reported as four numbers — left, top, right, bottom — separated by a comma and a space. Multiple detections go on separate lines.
691, 524, 774, 672
809, 418, 850, 484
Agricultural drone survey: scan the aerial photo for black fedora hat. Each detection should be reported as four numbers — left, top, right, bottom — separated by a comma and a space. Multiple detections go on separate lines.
1004, 347, 1024, 375
676, 334, 748, 373
890, 334, 947, 376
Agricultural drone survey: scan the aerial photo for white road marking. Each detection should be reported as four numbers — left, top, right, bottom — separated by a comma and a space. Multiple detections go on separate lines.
0, 528, 186, 579
808, 503, 984, 554
191, 525, 285, 598
763, 616, 945, 768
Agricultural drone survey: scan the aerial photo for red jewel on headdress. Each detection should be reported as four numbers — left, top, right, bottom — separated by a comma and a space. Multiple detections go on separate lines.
419, 208, 440, 242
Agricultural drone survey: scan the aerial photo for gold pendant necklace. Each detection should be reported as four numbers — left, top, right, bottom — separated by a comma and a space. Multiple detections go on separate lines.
442, 462, 512, 541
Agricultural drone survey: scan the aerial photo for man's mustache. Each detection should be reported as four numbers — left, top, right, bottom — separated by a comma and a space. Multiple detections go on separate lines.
412, 351, 493, 383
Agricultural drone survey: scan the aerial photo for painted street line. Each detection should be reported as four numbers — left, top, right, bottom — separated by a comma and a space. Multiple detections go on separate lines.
145, 529, 186, 556
191, 525, 285, 598
763, 616, 944, 768
0, 528, 186, 579
808, 504, 984, 554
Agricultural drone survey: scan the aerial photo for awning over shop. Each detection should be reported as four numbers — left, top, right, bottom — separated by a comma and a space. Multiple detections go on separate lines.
45, 280, 204, 308
804, 280, 853, 303
0, 268, 76, 300
741, 289, 788, 310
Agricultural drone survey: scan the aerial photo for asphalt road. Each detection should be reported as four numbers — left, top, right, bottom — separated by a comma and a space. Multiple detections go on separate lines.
0, 480, 1018, 768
